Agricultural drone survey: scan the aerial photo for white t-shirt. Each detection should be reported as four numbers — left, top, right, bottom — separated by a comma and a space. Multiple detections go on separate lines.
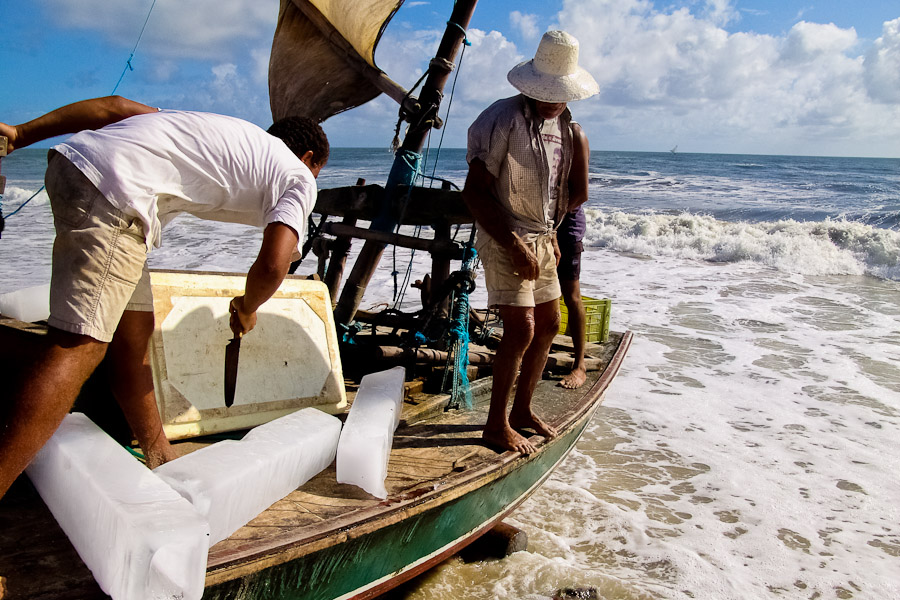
539, 116, 563, 224
54, 109, 317, 251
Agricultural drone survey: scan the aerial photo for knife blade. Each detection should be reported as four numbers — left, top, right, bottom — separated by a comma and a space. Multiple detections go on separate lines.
224, 335, 241, 407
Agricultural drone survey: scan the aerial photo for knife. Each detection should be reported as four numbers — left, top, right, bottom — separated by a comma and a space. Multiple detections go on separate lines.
224, 334, 241, 407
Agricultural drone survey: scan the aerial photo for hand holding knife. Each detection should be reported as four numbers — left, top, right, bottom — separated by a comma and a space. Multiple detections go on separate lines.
224, 297, 256, 408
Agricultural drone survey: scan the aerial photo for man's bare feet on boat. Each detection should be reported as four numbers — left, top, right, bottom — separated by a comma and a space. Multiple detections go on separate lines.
483, 426, 537, 454
509, 411, 558, 439
559, 366, 586, 389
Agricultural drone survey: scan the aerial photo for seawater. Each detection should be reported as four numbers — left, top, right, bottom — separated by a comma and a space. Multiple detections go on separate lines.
1, 147, 899, 599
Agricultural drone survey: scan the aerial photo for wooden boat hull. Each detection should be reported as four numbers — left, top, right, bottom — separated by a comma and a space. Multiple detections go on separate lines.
202, 332, 630, 600
206, 377, 610, 600
0, 308, 630, 600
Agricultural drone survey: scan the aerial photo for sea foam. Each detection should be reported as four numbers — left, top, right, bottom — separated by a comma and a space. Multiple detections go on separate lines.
585, 209, 900, 280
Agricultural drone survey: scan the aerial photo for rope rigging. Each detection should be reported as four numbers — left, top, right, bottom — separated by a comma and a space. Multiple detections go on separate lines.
389, 31, 469, 310
442, 241, 477, 410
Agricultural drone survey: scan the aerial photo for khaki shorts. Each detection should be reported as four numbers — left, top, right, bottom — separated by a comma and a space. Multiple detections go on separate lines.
478, 233, 561, 307
45, 151, 152, 343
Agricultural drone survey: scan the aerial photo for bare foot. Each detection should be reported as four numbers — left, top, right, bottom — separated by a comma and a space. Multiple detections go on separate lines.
559, 366, 586, 389
482, 426, 537, 454
509, 411, 558, 439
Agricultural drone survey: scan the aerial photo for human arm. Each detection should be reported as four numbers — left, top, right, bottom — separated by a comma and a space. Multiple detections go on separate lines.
462, 158, 540, 280
567, 122, 590, 212
229, 222, 300, 337
0, 96, 158, 154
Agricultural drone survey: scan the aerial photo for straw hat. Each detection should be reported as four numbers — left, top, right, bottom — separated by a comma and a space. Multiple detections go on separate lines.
507, 30, 599, 103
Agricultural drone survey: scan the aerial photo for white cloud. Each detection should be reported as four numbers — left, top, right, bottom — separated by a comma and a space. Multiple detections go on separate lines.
40, 0, 279, 61
251, 47, 271, 84
510, 11, 541, 40
35, 0, 900, 156
864, 18, 900, 104
780, 21, 858, 62
703, 0, 738, 27
547, 0, 899, 156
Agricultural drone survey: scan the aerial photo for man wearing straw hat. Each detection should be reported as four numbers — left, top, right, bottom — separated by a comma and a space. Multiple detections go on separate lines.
463, 30, 597, 454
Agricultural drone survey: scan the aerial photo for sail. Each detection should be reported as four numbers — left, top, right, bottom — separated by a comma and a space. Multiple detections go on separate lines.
269, 0, 404, 122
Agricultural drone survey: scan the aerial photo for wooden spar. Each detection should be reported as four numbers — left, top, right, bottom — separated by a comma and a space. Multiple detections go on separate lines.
322, 178, 364, 303
372, 345, 494, 365
333, 0, 479, 327
313, 184, 471, 225
322, 222, 461, 258
322, 216, 355, 304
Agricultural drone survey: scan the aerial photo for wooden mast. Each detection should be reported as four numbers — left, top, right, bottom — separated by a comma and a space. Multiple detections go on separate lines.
332, 0, 479, 328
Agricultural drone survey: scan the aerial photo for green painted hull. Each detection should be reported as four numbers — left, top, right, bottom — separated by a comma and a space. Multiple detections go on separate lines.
203, 401, 598, 600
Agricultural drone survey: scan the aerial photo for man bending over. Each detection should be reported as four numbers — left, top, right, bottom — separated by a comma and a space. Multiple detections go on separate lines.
0, 96, 328, 498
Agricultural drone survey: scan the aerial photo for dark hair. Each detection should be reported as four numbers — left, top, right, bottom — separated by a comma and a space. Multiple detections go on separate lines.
267, 116, 329, 167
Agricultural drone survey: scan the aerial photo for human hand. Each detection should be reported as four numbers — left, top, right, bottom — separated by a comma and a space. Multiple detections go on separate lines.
0, 122, 19, 154
551, 233, 561, 267
229, 296, 256, 338
511, 236, 540, 280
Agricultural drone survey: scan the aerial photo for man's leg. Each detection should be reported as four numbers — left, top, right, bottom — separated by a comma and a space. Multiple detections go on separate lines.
559, 278, 587, 389
509, 298, 560, 438
0, 330, 107, 498
483, 305, 537, 454
108, 310, 177, 468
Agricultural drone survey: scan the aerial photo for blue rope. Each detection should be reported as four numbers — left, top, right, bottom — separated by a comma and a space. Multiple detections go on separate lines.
111, 0, 157, 95
386, 149, 423, 308
4, 186, 45, 218
445, 244, 478, 410
446, 21, 472, 46
3, 0, 155, 227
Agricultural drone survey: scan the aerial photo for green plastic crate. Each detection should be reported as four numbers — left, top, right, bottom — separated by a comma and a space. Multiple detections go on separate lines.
559, 296, 611, 343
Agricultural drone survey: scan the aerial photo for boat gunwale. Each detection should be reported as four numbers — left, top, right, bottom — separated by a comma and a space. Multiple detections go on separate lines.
205, 330, 633, 582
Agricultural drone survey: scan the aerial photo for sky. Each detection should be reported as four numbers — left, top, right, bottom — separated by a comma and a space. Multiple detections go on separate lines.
1, 0, 899, 157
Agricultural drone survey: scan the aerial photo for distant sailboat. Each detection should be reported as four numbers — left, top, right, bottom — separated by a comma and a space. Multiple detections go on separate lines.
670, 145, 678, 154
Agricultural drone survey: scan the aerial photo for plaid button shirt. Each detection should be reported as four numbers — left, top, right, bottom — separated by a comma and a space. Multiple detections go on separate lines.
466, 94, 573, 240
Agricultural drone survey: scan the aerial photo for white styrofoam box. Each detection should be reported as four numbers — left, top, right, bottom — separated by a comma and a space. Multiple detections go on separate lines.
155, 407, 342, 544
336, 366, 406, 499
149, 271, 346, 442
26, 413, 209, 600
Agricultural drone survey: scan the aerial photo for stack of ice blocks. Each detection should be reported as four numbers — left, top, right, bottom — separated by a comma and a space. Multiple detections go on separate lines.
336, 366, 406, 499
154, 407, 342, 544
26, 413, 209, 600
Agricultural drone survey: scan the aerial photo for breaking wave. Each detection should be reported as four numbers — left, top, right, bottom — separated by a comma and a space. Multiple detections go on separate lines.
585, 209, 900, 281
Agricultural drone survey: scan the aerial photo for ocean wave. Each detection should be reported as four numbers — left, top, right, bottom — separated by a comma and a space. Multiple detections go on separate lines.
584, 209, 900, 280
0, 185, 50, 209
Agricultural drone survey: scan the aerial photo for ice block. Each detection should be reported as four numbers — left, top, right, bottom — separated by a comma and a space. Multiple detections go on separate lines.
336, 366, 406, 499
25, 413, 209, 600
0, 283, 50, 322
155, 407, 342, 544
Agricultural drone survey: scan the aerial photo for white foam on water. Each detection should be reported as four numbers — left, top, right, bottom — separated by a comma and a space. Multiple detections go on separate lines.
402, 252, 900, 600
584, 209, 900, 280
